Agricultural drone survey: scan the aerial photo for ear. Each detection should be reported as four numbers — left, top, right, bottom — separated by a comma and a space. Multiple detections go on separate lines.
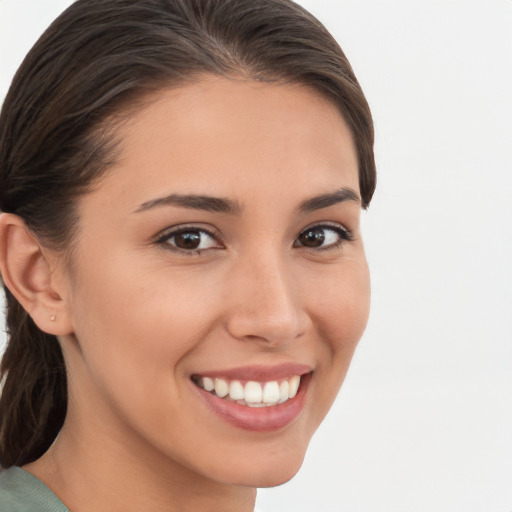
0, 213, 73, 336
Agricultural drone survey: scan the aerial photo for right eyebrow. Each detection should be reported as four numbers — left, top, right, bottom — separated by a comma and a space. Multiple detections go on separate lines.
133, 193, 243, 215
298, 187, 361, 213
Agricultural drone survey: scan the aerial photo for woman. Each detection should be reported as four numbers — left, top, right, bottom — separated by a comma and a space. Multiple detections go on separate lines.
0, 0, 375, 510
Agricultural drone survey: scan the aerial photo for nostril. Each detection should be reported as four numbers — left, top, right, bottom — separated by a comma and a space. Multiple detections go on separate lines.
226, 313, 308, 345
225, 260, 309, 343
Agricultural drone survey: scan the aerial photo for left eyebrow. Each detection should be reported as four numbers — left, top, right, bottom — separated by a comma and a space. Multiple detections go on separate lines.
133, 194, 243, 215
298, 187, 360, 213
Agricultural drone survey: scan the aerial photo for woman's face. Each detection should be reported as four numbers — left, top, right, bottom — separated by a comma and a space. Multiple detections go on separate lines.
59, 77, 370, 487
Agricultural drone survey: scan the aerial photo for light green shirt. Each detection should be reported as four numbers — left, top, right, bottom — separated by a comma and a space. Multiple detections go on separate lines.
0, 466, 268, 511
0, 466, 69, 511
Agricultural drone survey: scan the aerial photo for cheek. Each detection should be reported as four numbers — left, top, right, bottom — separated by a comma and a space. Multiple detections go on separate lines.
66, 251, 229, 409
67, 260, 187, 384
72, 250, 207, 335
65, 261, 210, 444
306, 256, 370, 408
311, 256, 371, 347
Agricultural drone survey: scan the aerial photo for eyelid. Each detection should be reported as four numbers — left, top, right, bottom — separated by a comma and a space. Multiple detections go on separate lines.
300, 220, 351, 233
154, 223, 224, 252
295, 221, 354, 250
299, 220, 353, 237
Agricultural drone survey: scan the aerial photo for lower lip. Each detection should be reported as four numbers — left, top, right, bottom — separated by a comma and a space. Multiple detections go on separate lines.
192, 374, 311, 432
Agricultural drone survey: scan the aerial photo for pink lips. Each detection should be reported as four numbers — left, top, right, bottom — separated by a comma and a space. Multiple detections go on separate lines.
195, 363, 311, 382
191, 364, 312, 432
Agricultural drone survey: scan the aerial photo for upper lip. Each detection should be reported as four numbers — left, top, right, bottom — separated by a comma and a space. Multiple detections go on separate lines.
192, 363, 312, 382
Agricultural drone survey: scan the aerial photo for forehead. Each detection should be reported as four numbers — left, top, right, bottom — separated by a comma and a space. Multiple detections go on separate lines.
88, 77, 359, 210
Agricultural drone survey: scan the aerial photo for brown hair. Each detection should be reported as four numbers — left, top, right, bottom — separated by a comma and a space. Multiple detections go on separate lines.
0, 0, 375, 468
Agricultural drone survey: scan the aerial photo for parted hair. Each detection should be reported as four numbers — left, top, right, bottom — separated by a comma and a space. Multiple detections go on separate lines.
0, 0, 375, 468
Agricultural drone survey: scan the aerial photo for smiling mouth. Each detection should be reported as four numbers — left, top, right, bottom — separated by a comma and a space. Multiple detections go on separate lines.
192, 374, 302, 407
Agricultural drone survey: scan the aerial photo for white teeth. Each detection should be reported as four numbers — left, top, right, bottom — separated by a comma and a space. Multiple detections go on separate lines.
289, 375, 300, 398
203, 377, 214, 392
214, 378, 229, 398
279, 380, 289, 403
229, 380, 244, 400
263, 381, 280, 404
196, 374, 304, 407
244, 381, 263, 403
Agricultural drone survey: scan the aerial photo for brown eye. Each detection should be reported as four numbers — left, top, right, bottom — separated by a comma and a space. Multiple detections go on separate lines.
295, 224, 352, 250
174, 231, 201, 249
158, 227, 220, 252
297, 227, 326, 247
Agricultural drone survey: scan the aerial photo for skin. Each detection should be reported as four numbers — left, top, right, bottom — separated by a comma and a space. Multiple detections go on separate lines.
4, 76, 370, 511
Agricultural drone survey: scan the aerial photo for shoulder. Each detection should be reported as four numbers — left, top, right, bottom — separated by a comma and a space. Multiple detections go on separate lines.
0, 467, 69, 512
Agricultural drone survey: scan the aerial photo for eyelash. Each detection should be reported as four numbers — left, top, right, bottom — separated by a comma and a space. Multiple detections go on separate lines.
155, 225, 222, 255
294, 223, 354, 251
155, 223, 353, 255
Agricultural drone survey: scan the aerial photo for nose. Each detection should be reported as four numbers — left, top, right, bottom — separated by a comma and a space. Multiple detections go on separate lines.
225, 250, 309, 346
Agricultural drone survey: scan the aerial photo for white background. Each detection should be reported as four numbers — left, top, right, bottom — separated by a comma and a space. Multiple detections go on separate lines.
1, 1, 511, 511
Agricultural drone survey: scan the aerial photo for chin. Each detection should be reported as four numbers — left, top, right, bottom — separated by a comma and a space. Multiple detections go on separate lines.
252, 466, 302, 488
216, 446, 307, 488
231, 464, 303, 489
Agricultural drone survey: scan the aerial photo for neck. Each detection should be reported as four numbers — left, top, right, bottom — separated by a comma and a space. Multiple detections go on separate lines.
24, 412, 256, 512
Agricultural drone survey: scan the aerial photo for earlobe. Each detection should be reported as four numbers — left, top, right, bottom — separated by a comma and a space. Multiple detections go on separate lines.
0, 213, 73, 336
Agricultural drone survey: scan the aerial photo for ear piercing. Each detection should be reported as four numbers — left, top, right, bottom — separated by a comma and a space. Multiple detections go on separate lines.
50, 315, 56, 322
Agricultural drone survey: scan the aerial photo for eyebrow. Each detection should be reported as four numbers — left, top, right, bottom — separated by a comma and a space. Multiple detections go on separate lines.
134, 194, 243, 215
298, 187, 360, 212
134, 187, 360, 215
